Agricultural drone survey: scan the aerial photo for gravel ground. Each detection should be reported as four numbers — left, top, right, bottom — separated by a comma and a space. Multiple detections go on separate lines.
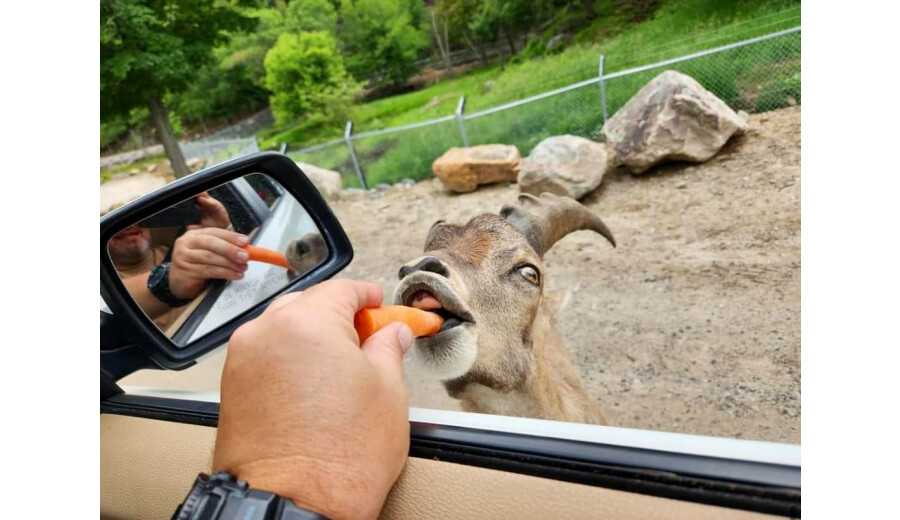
331, 107, 801, 443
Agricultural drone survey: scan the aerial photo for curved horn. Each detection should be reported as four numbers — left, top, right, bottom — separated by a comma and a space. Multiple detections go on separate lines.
500, 193, 615, 257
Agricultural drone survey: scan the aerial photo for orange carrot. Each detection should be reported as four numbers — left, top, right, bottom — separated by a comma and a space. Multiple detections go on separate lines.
354, 305, 444, 343
243, 244, 290, 269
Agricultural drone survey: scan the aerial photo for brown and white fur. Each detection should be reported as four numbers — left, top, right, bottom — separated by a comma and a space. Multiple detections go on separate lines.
394, 193, 615, 424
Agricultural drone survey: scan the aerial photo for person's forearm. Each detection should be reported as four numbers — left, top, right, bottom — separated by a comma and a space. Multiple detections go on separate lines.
122, 272, 170, 319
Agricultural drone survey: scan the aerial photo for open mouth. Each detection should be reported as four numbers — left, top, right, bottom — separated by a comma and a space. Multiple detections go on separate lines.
396, 274, 474, 336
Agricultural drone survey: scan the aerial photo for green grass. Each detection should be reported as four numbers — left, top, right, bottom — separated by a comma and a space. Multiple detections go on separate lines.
284, 0, 800, 188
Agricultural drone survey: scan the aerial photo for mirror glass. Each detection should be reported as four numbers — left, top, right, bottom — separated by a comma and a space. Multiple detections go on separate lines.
106, 173, 328, 346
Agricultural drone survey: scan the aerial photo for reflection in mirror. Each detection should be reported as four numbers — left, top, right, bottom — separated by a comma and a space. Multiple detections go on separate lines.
107, 173, 328, 346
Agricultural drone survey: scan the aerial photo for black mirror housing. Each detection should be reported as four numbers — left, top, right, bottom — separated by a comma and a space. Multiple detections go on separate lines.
100, 152, 353, 376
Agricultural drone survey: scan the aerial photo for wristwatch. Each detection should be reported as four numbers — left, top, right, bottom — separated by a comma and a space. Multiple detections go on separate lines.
147, 262, 192, 307
172, 472, 330, 520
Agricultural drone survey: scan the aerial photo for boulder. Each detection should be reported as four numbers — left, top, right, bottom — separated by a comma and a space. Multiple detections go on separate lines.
432, 144, 522, 193
155, 160, 175, 180
187, 157, 207, 172
518, 135, 608, 200
601, 70, 748, 174
296, 162, 342, 199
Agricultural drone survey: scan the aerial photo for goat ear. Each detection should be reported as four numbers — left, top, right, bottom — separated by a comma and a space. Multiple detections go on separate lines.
501, 193, 615, 257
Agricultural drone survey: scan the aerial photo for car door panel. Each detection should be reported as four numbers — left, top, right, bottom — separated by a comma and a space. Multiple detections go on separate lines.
100, 414, 785, 520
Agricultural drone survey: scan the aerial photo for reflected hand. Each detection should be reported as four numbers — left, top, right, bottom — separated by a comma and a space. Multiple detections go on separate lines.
168, 228, 249, 299
214, 280, 414, 520
189, 192, 231, 230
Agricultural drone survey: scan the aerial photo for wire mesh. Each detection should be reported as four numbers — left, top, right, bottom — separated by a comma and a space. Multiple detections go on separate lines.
287, 27, 800, 188
180, 137, 260, 165
350, 118, 464, 186
288, 140, 359, 188
604, 29, 801, 117
465, 82, 606, 155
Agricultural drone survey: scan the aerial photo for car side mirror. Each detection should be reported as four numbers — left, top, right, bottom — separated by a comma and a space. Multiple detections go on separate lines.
100, 153, 352, 390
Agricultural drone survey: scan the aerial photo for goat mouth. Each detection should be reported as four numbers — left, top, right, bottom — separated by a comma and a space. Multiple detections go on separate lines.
395, 275, 474, 336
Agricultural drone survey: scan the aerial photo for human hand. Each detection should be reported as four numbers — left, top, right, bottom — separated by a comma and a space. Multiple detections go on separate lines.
168, 228, 249, 299
188, 192, 231, 230
213, 280, 414, 520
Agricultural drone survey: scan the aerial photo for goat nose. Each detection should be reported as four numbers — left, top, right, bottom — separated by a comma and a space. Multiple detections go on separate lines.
398, 256, 450, 279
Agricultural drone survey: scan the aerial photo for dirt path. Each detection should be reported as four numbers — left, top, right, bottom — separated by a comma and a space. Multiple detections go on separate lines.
331, 107, 801, 443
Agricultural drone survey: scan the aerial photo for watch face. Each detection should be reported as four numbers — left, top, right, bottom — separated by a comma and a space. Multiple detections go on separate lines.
148, 263, 167, 288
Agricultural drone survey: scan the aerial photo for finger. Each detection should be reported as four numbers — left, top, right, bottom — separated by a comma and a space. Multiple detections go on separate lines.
186, 225, 201, 231
182, 248, 248, 271
185, 265, 245, 281
185, 231, 249, 263
308, 279, 384, 315
190, 227, 249, 246
361, 322, 412, 382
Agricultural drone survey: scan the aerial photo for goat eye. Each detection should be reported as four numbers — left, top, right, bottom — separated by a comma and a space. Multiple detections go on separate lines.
517, 265, 540, 285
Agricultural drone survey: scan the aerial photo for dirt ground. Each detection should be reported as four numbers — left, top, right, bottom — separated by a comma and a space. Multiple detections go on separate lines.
331, 107, 801, 444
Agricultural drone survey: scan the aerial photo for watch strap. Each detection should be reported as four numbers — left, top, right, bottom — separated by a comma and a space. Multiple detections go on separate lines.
173, 472, 330, 520
148, 262, 193, 307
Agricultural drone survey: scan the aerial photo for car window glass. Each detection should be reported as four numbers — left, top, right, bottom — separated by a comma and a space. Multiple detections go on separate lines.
109, 4, 800, 446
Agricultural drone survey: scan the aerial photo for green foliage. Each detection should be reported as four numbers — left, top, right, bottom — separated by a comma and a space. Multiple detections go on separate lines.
339, 0, 429, 86
264, 32, 359, 126
99, 106, 153, 150
170, 61, 268, 125
100, 118, 129, 150
100, 0, 255, 120
287, 0, 801, 188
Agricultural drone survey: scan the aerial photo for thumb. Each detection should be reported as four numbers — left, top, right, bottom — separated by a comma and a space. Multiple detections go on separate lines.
360, 322, 413, 381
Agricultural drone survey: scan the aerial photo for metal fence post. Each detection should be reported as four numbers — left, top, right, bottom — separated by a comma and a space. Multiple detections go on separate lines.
278, 142, 287, 154
599, 54, 608, 125
344, 121, 368, 190
456, 96, 469, 147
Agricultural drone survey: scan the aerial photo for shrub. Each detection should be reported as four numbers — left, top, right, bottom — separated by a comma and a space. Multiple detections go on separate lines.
264, 32, 359, 126
339, 0, 428, 87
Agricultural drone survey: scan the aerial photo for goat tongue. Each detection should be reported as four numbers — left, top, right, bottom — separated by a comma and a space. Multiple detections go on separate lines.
409, 290, 442, 311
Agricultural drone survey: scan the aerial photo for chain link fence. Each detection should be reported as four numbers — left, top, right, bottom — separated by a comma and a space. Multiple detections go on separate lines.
180, 137, 260, 165
287, 26, 800, 190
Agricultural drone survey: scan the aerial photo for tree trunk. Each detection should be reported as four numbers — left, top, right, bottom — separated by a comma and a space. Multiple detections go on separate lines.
430, 10, 452, 69
147, 94, 190, 178
504, 29, 517, 56
462, 31, 489, 67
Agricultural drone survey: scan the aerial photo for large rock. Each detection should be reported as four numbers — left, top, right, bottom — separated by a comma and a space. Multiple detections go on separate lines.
296, 162, 342, 199
518, 135, 608, 200
601, 70, 748, 174
432, 145, 522, 193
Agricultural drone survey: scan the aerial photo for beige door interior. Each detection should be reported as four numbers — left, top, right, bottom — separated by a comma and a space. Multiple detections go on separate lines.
100, 414, 784, 520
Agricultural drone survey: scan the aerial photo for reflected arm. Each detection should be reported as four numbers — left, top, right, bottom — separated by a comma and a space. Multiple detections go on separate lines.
122, 272, 171, 319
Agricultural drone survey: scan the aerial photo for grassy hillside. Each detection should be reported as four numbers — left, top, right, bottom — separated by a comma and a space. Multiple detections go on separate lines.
278, 0, 800, 187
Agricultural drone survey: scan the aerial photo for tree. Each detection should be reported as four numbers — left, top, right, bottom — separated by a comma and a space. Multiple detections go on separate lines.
100, 0, 254, 177
264, 32, 359, 126
215, 0, 339, 91
470, 0, 534, 56
339, 0, 429, 87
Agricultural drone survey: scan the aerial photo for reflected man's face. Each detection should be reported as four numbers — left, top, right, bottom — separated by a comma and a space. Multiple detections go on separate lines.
109, 225, 152, 267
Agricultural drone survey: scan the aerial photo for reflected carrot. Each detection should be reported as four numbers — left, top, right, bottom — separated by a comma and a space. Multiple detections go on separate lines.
243, 244, 290, 269
354, 305, 444, 343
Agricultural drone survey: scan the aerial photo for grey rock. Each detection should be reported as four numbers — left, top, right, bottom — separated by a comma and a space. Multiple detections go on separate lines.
517, 135, 608, 200
295, 162, 342, 199
546, 34, 567, 51
601, 70, 748, 174
374, 183, 392, 191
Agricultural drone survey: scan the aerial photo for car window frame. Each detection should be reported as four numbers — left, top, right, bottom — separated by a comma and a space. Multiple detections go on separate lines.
101, 389, 800, 517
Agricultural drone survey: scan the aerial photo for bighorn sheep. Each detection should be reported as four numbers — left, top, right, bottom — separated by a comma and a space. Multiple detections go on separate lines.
394, 192, 615, 424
